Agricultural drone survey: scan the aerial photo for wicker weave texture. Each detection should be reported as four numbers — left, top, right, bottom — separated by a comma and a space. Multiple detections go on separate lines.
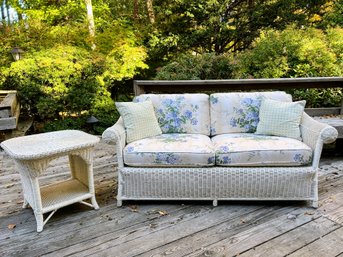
119, 167, 315, 200
101, 96, 339, 207
40, 179, 91, 212
1, 130, 100, 232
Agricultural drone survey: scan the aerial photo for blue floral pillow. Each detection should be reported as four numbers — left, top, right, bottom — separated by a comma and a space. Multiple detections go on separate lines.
210, 92, 292, 135
134, 94, 211, 135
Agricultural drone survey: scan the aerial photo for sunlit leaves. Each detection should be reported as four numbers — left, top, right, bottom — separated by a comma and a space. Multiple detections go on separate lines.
236, 27, 342, 78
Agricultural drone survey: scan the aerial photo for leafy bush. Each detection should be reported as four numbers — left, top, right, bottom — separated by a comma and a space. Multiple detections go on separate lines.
155, 53, 236, 80
1, 46, 101, 118
0, 45, 121, 134
43, 117, 86, 132
326, 27, 343, 68
288, 88, 343, 108
235, 27, 343, 108
236, 27, 342, 78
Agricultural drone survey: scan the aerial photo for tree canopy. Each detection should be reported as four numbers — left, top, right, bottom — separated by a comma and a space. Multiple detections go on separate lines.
0, 0, 342, 133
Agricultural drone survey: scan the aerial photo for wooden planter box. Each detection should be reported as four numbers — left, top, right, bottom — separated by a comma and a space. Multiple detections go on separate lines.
0, 90, 20, 131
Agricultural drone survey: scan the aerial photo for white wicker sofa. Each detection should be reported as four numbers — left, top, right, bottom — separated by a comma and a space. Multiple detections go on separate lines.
102, 92, 338, 208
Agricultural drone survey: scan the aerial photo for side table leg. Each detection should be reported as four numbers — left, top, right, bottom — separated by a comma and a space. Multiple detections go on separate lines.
35, 212, 44, 232
69, 150, 99, 211
23, 198, 29, 209
91, 196, 99, 210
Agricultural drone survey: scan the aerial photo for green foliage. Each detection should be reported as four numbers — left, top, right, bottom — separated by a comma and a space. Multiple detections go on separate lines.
319, 0, 343, 28
0, 19, 89, 68
1, 0, 342, 133
326, 27, 343, 66
13, 0, 87, 25
236, 27, 342, 78
97, 25, 148, 83
43, 117, 86, 132
1, 46, 101, 117
233, 27, 343, 108
148, 0, 328, 61
155, 53, 235, 80
289, 88, 343, 108
89, 86, 119, 134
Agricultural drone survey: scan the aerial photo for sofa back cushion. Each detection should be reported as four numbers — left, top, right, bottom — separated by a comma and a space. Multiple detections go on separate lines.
210, 91, 292, 135
134, 94, 210, 135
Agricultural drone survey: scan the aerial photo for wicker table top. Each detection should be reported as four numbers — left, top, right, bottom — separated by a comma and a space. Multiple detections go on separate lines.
1, 130, 100, 160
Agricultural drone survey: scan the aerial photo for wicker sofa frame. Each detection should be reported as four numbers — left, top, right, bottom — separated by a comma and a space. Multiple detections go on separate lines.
103, 111, 337, 208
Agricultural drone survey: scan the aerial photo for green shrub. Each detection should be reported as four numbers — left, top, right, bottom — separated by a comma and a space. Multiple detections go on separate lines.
43, 117, 86, 132
90, 90, 119, 135
236, 27, 342, 78
1, 45, 104, 119
235, 27, 343, 108
288, 88, 343, 108
155, 53, 236, 80
326, 27, 343, 68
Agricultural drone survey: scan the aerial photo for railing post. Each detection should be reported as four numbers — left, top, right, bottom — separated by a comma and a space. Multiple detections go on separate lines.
133, 81, 146, 96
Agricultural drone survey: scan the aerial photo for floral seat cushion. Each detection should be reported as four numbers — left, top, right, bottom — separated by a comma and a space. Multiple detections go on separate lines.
210, 92, 292, 135
212, 133, 312, 166
134, 94, 210, 135
123, 134, 215, 167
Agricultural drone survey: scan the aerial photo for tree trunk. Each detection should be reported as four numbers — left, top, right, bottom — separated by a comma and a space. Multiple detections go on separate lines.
5, 0, 10, 24
1, 1, 6, 25
146, 0, 155, 23
133, 0, 139, 20
85, 0, 96, 50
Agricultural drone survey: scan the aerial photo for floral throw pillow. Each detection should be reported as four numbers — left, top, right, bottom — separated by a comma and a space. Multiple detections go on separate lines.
134, 94, 210, 135
210, 92, 292, 135
255, 99, 306, 140
115, 101, 162, 143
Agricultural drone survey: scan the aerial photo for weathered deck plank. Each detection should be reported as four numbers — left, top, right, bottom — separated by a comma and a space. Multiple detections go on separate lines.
140, 205, 306, 257
288, 227, 343, 257
0, 140, 342, 257
64, 205, 266, 256
237, 217, 340, 257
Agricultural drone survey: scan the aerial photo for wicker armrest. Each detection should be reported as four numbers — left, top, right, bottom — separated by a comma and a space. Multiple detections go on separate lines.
102, 117, 126, 147
300, 112, 338, 168
301, 113, 338, 146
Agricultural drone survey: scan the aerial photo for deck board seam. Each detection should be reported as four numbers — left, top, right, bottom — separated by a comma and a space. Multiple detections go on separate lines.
39, 205, 192, 256
80, 206, 269, 257
127, 206, 298, 257
284, 224, 343, 256
220, 215, 320, 257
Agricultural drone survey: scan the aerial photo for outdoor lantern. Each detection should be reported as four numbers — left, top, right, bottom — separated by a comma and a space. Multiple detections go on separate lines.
86, 115, 99, 124
86, 115, 99, 133
11, 47, 24, 61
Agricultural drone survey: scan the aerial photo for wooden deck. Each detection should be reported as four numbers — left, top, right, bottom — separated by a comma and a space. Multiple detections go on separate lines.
0, 140, 342, 257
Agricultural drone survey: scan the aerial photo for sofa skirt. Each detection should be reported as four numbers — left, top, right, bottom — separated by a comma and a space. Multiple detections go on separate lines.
117, 166, 316, 205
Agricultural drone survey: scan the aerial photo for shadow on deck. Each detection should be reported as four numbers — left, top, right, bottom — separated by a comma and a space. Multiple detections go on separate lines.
0, 140, 342, 257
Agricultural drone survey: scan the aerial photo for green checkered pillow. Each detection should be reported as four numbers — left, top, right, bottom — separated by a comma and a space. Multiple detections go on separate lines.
115, 101, 162, 143
256, 99, 306, 140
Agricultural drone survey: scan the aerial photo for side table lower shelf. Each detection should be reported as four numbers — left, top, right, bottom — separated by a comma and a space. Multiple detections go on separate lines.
40, 179, 96, 212
27, 178, 99, 232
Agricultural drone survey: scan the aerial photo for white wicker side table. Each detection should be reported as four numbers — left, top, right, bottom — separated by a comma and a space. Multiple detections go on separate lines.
1, 130, 100, 232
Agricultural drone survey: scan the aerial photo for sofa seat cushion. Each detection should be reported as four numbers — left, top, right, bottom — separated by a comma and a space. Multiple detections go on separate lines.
212, 133, 312, 166
210, 92, 292, 135
134, 94, 210, 135
124, 134, 215, 167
